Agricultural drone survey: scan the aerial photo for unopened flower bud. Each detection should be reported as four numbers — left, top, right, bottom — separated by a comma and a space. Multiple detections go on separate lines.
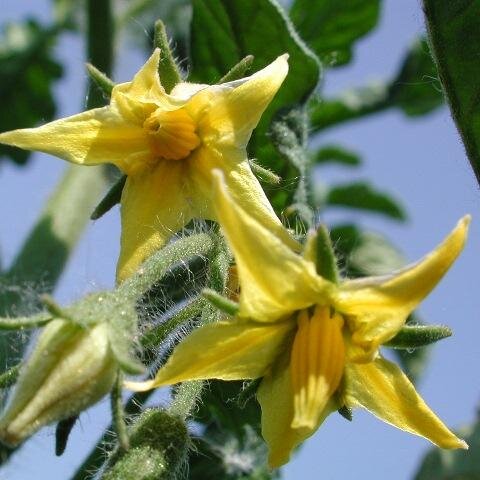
0, 319, 117, 446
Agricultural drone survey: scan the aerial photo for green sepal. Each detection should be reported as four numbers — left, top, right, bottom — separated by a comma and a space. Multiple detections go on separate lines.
0, 364, 21, 389
86, 63, 115, 98
218, 55, 254, 83
91, 175, 127, 220
55, 416, 78, 456
0, 313, 52, 330
313, 225, 339, 284
337, 405, 353, 422
250, 159, 281, 184
384, 325, 452, 350
202, 288, 239, 316
153, 19, 182, 93
40, 294, 76, 323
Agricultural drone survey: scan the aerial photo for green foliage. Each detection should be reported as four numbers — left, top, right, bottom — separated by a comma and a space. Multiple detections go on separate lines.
423, 0, 480, 185
290, 0, 381, 67
313, 144, 361, 166
415, 409, 480, 479
190, 0, 320, 147
325, 182, 406, 221
0, 20, 62, 165
310, 36, 443, 132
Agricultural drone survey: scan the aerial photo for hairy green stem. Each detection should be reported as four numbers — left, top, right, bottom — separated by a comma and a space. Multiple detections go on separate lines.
118, 234, 214, 301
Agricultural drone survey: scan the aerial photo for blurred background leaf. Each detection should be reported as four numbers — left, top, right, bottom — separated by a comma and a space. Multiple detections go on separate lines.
324, 181, 406, 220
310, 37, 443, 132
0, 20, 63, 165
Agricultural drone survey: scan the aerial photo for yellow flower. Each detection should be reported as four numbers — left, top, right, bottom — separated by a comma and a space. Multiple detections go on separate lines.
125, 173, 470, 468
0, 50, 295, 281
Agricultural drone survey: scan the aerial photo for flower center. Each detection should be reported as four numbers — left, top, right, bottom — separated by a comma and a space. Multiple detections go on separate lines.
143, 107, 200, 161
290, 306, 345, 430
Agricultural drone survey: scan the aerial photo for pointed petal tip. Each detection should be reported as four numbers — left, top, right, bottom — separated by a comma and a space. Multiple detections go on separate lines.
0, 129, 22, 147
123, 379, 156, 392
459, 439, 469, 450
459, 214, 471, 229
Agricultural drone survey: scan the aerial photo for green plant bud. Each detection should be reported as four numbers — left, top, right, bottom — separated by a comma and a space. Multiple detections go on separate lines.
0, 319, 118, 446
103, 409, 189, 480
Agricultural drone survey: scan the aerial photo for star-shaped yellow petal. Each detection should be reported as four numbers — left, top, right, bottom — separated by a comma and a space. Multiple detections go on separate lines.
0, 50, 293, 282
126, 173, 469, 467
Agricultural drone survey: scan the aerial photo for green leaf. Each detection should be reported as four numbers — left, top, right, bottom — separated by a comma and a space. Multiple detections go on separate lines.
423, 0, 480, 185
190, 0, 320, 130
414, 411, 479, 479
326, 182, 406, 221
0, 20, 62, 165
290, 0, 381, 67
389, 37, 444, 117
313, 144, 361, 166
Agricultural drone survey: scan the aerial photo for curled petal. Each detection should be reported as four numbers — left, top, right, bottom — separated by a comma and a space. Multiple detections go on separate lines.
187, 55, 289, 148
189, 145, 300, 250
344, 357, 468, 449
211, 170, 331, 322
125, 320, 294, 391
336, 216, 470, 353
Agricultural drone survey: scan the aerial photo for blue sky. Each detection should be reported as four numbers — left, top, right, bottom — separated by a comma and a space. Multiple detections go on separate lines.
1, 1, 479, 479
